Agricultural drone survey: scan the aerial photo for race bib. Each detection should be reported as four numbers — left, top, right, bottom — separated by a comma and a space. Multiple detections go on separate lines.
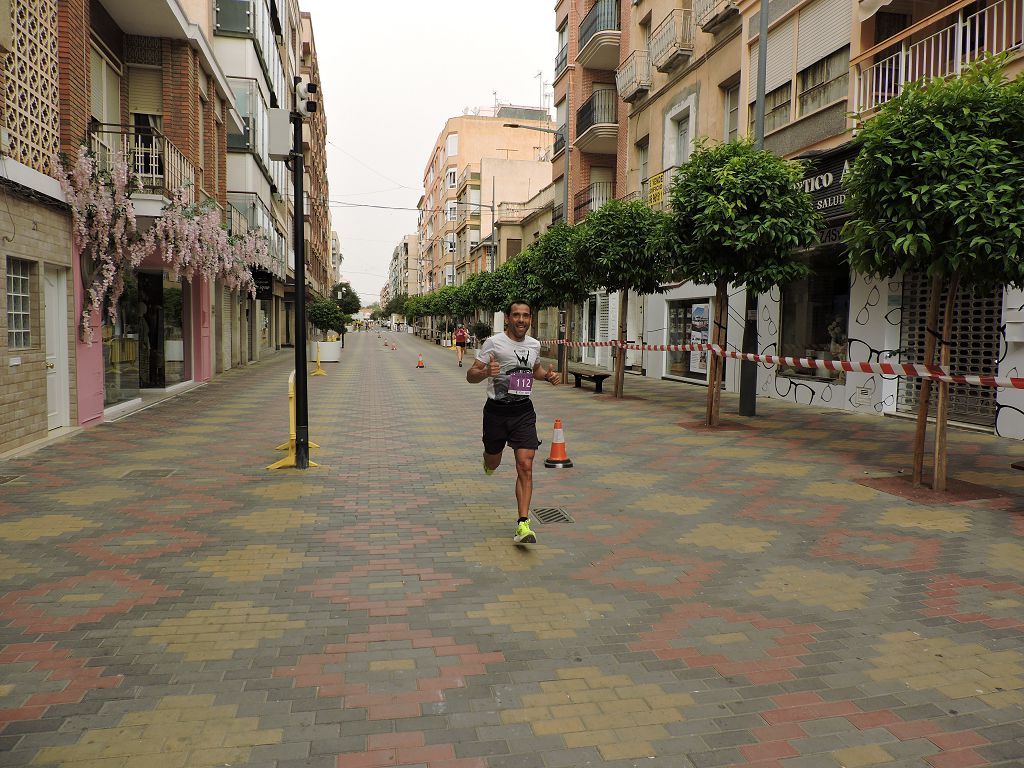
507, 368, 534, 396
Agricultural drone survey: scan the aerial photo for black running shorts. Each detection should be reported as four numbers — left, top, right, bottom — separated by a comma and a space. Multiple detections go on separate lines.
482, 399, 540, 454
455, 341, 466, 348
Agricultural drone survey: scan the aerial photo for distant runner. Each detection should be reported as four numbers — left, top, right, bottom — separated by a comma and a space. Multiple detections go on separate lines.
454, 324, 469, 367
466, 300, 559, 544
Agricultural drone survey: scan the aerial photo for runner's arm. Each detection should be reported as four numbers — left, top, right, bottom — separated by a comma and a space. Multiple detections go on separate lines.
533, 360, 559, 385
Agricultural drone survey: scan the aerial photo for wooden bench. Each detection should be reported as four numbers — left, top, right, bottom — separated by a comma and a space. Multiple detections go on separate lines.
568, 364, 612, 393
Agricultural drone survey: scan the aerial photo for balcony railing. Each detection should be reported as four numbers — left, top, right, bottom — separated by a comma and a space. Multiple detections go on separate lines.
555, 43, 569, 78
554, 125, 566, 155
552, 202, 565, 224
89, 124, 195, 204
573, 181, 614, 219
215, 0, 252, 34
576, 90, 618, 136
457, 202, 480, 228
694, 0, 739, 33
457, 164, 480, 191
651, 9, 695, 72
496, 202, 526, 223
853, 0, 1024, 114
616, 50, 652, 102
228, 204, 247, 236
579, 0, 620, 52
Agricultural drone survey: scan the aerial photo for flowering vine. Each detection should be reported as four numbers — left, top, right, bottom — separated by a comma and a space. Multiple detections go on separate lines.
54, 147, 146, 344
55, 149, 272, 344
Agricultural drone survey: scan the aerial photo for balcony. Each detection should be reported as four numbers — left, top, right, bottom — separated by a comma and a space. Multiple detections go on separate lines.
852, 0, 1024, 114
89, 123, 195, 205
651, 9, 695, 72
553, 125, 566, 156
616, 50, 652, 103
215, 0, 252, 34
555, 43, 569, 79
228, 203, 248, 236
694, 0, 739, 34
496, 202, 526, 223
578, 0, 621, 70
227, 191, 287, 278
575, 90, 618, 154
552, 202, 565, 224
457, 164, 480, 193
644, 166, 679, 211
456, 202, 480, 230
573, 181, 614, 219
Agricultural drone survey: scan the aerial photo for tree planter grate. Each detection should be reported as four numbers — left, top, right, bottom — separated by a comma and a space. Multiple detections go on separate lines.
531, 507, 574, 524
120, 469, 177, 480
0, 475, 21, 485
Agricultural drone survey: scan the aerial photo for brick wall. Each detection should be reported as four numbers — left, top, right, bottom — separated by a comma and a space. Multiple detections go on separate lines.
0, 194, 75, 455
161, 40, 199, 174
57, 0, 89, 154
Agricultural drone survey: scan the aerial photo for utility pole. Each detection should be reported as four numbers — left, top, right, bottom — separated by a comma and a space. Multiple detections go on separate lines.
739, 0, 770, 418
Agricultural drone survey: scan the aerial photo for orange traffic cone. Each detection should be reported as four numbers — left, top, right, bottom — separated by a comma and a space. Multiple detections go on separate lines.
544, 419, 573, 468
391, 344, 397, 351
416, 354, 425, 369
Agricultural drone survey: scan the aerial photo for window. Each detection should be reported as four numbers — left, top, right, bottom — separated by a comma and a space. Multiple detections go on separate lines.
446, 234, 456, 253
675, 116, 690, 164
750, 82, 791, 134
6, 257, 32, 349
638, 141, 649, 199
723, 84, 740, 142
798, 46, 849, 116
446, 202, 458, 222
446, 133, 459, 157
779, 247, 850, 380
446, 168, 457, 188
667, 299, 711, 381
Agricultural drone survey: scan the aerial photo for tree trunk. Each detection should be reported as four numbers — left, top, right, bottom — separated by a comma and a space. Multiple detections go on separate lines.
614, 291, 628, 398
912, 274, 944, 486
932, 272, 961, 492
705, 279, 728, 427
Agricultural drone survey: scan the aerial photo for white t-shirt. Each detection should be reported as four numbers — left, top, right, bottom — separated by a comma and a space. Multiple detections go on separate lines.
477, 332, 541, 402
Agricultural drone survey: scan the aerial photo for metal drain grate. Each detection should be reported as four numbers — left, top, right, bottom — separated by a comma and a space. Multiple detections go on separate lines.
531, 507, 574, 524
120, 469, 177, 480
0, 475, 21, 485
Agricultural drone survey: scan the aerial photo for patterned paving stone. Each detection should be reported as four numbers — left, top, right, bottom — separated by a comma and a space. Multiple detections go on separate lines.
2, 333, 1024, 767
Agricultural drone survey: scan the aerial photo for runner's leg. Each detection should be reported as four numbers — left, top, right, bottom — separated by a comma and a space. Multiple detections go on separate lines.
514, 448, 535, 519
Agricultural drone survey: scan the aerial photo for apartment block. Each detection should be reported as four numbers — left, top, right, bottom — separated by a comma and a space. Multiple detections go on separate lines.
300, 10, 330, 297
417, 108, 554, 294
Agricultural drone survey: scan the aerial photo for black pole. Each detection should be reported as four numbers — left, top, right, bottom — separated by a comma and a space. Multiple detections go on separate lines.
292, 109, 310, 468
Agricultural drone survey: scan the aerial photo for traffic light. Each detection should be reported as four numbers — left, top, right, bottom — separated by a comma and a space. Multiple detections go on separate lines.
295, 79, 318, 118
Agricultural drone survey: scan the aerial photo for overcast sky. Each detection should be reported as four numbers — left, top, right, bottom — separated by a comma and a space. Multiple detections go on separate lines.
299, 1, 557, 305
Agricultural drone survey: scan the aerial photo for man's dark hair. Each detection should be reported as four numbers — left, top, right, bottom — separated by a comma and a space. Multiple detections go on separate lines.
506, 300, 532, 316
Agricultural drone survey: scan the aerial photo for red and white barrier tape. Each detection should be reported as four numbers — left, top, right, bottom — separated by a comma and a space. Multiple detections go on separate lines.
538, 339, 1021, 390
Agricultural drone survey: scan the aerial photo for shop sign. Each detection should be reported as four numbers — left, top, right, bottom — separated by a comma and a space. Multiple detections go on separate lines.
253, 269, 273, 301
647, 171, 664, 207
799, 145, 858, 222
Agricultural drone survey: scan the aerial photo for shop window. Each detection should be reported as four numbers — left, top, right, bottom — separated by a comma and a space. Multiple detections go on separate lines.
798, 46, 849, 117
779, 247, 850, 379
666, 298, 711, 382
6, 257, 32, 349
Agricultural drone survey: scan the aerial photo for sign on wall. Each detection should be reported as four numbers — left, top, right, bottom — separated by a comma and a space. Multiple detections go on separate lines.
253, 270, 273, 301
799, 144, 858, 222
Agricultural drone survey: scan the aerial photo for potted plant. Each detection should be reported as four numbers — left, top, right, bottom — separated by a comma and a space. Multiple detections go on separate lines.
307, 298, 344, 362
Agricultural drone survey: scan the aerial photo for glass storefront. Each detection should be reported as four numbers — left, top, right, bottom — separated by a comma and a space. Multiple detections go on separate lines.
102, 271, 141, 407
102, 270, 189, 406
779, 246, 849, 380
666, 298, 711, 382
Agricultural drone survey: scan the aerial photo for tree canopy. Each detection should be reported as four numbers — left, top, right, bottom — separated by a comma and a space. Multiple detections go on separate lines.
331, 282, 362, 315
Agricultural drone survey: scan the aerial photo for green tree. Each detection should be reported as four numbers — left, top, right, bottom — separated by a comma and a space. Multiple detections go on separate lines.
307, 297, 345, 337
843, 56, 1024, 491
575, 199, 667, 397
331, 282, 362, 316
662, 138, 821, 426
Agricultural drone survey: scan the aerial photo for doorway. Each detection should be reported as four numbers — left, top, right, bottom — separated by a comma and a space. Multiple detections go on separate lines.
43, 266, 70, 430
137, 271, 189, 389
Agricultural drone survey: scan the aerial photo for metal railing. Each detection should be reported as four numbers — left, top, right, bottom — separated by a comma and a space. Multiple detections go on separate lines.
88, 124, 195, 204
554, 125, 566, 155
651, 9, 695, 71
580, 0, 620, 52
573, 181, 614, 219
616, 50, 652, 102
855, 0, 1024, 113
228, 203, 247, 236
694, 0, 738, 31
577, 90, 618, 136
555, 43, 569, 78
552, 202, 565, 224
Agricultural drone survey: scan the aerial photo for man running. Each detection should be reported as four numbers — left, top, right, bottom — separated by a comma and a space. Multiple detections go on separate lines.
454, 324, 469, 367
466, 300, 559, 544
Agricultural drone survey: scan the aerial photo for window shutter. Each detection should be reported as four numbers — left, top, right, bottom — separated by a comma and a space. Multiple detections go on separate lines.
90, 48, 104, 120
129, 66, 162, 115
748, 16, 795, 101
796, 0, 852, 71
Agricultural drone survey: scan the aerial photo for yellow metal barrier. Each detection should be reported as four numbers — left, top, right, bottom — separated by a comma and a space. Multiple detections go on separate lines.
311, 342, 327, 376
268, 370, 320, 470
